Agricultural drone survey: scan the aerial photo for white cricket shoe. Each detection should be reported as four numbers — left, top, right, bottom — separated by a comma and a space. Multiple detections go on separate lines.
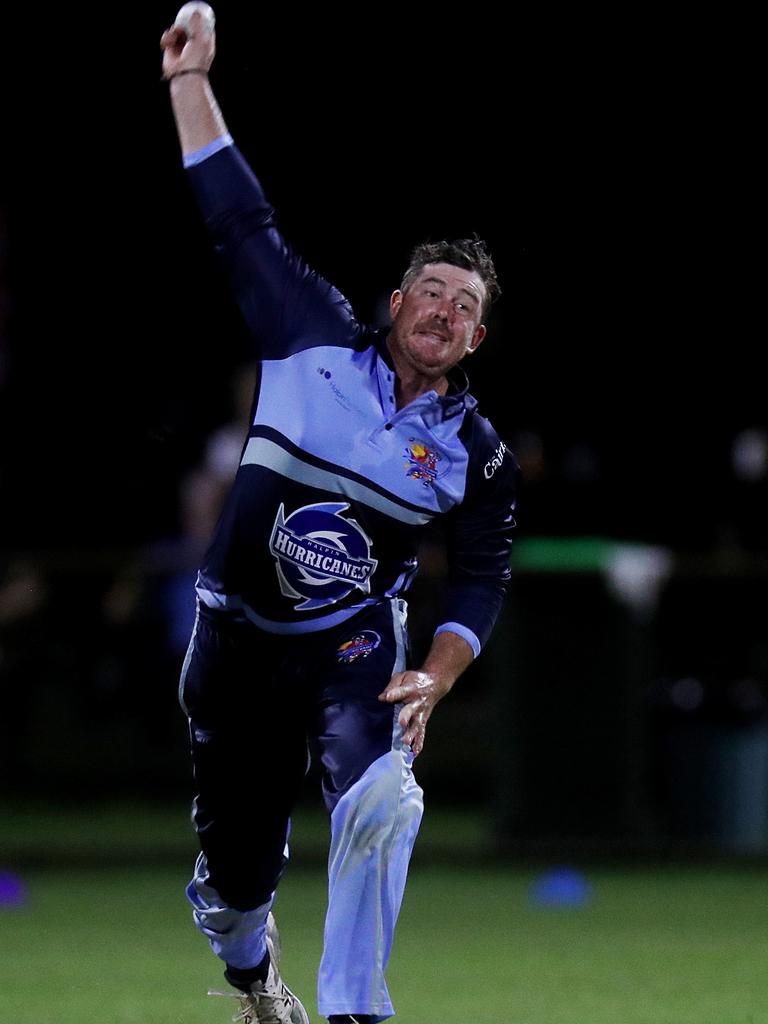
208, 913, 309, 1024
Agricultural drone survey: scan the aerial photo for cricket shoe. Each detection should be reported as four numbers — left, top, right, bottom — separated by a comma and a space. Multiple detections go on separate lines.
208, 913, 309, 1024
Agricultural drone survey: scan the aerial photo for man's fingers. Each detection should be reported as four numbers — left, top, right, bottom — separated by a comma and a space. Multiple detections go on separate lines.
381, 685, 406, 703
378, 673, 407, 701
160, 25, 186, 49
377, 673, 431, 755
404, 723, 425, 756
398, 703, 415, 729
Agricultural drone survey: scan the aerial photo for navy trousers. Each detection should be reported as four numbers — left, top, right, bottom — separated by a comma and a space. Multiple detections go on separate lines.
178, 597, 423, 1021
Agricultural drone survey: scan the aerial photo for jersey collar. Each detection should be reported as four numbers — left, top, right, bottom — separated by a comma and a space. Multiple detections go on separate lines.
372, 328, 477, 420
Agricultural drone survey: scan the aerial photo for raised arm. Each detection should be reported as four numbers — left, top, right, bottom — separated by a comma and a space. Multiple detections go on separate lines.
160, 8, 226, 157
160, 9, 363, 360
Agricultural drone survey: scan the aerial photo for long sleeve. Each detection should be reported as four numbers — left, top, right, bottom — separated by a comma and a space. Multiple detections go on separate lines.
435, 421, 519, 656
185, 144, 363, 359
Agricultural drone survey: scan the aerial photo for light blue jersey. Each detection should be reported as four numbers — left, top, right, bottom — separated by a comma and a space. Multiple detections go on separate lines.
178, 136, 517, 1022
185, 143, 518, 658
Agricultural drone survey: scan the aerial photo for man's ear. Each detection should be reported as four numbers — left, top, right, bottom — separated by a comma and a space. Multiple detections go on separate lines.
466, 324, 487, 354
389, 290, 403, 320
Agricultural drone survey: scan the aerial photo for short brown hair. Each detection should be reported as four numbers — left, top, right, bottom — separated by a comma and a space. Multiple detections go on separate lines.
399, 237, 500, 317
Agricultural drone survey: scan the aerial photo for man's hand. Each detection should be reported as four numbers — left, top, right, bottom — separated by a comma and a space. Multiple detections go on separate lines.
161, 8, 229, 160
160, 9, 216, 81
378, 670, 450, 757
378, 630, 475, 756
376, 667, 448, 757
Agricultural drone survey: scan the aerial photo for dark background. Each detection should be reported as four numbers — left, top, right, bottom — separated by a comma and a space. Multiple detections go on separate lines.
1, 7, 764, 848
4, 4, 761, 551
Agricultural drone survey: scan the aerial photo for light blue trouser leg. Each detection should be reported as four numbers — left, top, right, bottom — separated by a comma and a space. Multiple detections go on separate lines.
317, 740, 424, 1022
186, 852, 275, 969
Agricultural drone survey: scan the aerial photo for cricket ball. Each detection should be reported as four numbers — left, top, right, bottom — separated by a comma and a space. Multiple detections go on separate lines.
174, 1, 216, 36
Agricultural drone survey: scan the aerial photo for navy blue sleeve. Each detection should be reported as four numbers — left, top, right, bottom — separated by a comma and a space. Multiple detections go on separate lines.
435, 417, 519, 656
185, 145, 363, 358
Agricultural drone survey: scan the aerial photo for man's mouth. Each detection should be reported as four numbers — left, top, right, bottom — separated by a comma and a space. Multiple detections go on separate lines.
417, 328, 449, 343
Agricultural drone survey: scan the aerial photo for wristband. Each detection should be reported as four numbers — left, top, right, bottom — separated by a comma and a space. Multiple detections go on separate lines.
162, 68, 209, 82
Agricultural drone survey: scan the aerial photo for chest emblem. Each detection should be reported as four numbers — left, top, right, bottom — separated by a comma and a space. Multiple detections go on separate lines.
270, 502, 378, 611
404, 439, 441, 487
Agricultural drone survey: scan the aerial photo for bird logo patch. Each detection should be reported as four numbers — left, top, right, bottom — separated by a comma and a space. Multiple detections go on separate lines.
336, 630, 382, 664
404, 440, 441, 487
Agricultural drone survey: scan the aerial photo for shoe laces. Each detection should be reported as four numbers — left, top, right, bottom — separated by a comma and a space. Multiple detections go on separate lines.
208, 984, 294, 1024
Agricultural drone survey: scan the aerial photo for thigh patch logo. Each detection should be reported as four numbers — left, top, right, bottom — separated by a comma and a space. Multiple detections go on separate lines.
270, 502, 378, 611
337, 630, 382, 663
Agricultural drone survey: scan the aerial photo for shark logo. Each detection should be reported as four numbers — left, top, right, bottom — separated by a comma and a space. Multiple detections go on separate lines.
269, 502, 378, 611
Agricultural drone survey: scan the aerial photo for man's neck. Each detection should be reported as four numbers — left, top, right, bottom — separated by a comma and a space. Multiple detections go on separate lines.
395, 371, 448, 410
385, 341, 448, 410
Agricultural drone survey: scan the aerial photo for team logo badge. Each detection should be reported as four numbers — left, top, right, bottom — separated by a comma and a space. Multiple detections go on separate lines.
270, 502, 378, 611
336, 630, 382, 664
404, 439, 441, 487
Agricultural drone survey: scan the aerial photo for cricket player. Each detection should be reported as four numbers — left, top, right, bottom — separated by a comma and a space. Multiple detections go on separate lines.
161, 8, 519, 1023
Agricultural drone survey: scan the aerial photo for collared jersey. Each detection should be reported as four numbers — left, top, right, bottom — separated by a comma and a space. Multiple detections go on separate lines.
185, 142, 518, 656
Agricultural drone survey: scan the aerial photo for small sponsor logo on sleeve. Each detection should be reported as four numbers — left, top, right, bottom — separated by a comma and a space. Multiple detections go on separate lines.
484, 441, 508, 479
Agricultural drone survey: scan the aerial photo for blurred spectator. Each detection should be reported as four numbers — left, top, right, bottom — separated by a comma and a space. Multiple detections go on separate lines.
48, 360, 258, 790
161, 360, 256, 654
732, 427, 768, 483
562, 439, 601, 483
202, 361, 257, 486
717, 425, 768, 552
511, 427, 603, 538
102, 360, 257, 661
512, 428, 548, 484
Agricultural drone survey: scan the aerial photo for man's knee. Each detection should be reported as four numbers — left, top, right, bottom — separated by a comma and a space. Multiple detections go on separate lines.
330, 750, 424, 853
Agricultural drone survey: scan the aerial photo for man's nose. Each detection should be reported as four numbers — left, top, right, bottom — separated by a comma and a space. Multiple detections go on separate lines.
432, 301, 451, 322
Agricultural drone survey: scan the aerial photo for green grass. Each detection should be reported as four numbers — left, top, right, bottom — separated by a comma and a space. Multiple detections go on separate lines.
3, 861, 768, 1023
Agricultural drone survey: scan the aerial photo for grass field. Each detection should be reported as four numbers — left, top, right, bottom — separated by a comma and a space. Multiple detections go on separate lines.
4, 859, 768, 1023
3, 802, 768, 1023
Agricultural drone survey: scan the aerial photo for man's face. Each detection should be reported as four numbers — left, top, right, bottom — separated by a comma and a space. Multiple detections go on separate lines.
388, 263, 487, 381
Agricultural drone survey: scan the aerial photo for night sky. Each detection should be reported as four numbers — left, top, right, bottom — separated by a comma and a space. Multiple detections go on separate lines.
4, 6, 761, 553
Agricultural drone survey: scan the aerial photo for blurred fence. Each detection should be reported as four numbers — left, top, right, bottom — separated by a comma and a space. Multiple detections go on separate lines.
2, 538, 768, 856
491, 539, 768, 855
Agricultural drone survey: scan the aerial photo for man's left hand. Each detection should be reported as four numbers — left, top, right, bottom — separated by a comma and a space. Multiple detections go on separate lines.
378, 670, 449, 756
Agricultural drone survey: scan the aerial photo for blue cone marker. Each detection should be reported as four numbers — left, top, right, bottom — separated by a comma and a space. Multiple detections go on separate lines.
529, 866, 592, 908
0, 870, 29, 909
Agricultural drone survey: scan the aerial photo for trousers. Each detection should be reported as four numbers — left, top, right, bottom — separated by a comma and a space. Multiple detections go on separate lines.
178, 598, 424, 1022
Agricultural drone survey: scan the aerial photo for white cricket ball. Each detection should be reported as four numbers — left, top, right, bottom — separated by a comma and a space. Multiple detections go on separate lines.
174, 1, 216, 36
